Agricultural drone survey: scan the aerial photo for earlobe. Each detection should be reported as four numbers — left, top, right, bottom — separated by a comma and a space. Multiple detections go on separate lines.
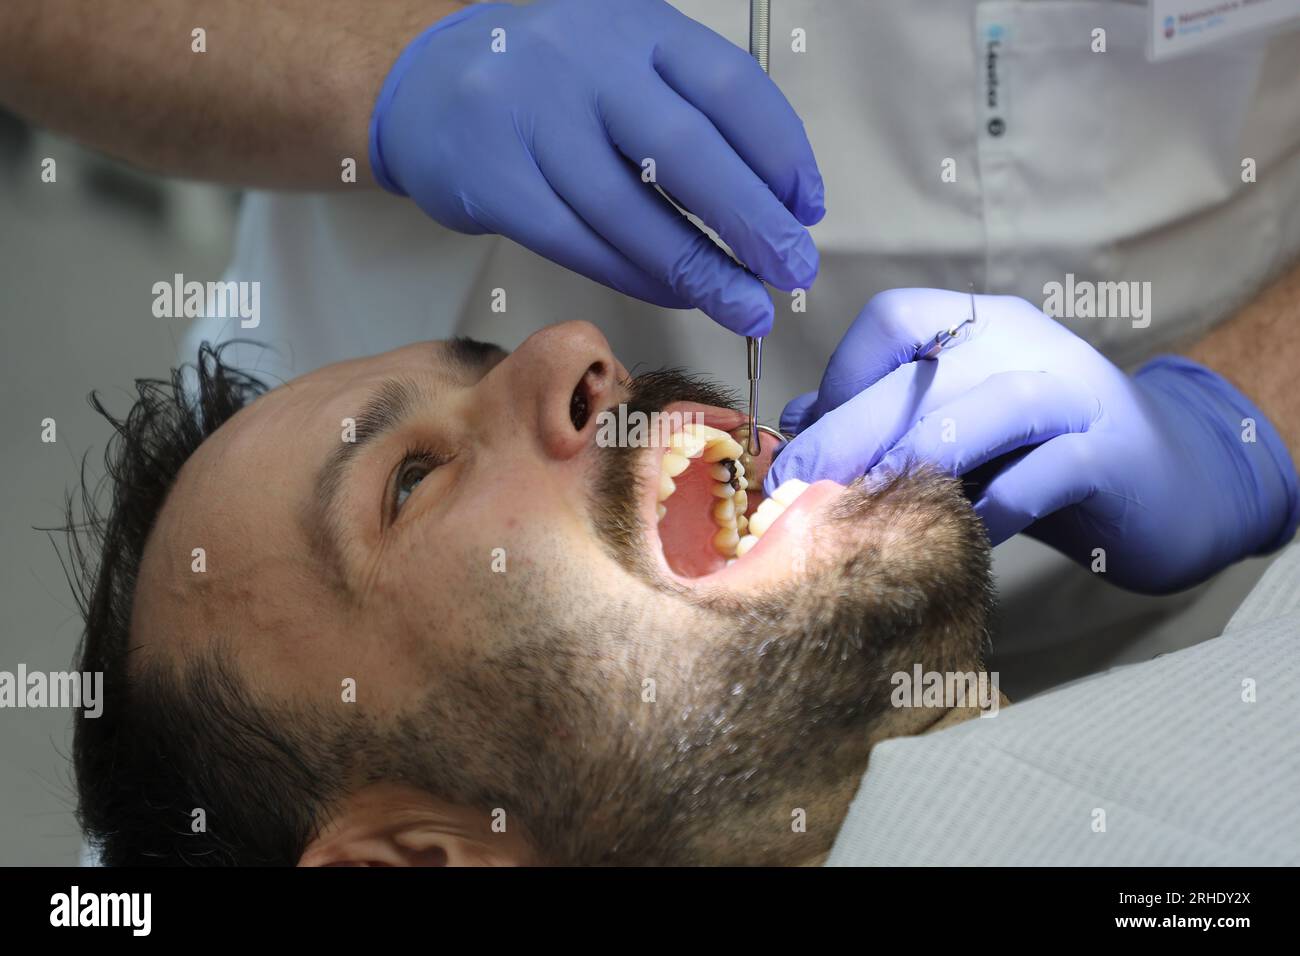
296, 782, 533, 867
395, 844, 451, 866
298, 835, 449, 867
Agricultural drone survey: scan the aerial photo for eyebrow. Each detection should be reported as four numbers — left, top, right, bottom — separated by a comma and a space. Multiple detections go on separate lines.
305, 338, 506, 597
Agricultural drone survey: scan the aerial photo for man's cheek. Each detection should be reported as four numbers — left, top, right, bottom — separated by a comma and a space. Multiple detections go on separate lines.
397, 519, 537, 642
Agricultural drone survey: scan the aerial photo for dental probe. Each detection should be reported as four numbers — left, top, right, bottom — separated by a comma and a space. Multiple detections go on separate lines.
914, 287, 978, 361
745, 0, 771, 456
746, 335, 762, 456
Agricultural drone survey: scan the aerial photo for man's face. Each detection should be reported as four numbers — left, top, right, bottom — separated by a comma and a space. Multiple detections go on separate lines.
136, 321, 993, 865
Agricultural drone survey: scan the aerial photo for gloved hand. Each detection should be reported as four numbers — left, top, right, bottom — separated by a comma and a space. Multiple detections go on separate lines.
766, 289, 1300, 593
369, 0, 825, 337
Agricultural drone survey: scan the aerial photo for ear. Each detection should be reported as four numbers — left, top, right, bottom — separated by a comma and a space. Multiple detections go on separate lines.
297, 783, 533, 867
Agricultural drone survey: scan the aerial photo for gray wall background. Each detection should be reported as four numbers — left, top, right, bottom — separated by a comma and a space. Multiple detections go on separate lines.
0, 115, 236, 864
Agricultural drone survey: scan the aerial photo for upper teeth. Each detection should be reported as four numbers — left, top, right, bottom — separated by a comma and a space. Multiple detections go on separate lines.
656, 423, 751, 557
661, 452, 690, 477
709, 462, 736, 483
729, 425, 761, 485
735, 478, 809, 557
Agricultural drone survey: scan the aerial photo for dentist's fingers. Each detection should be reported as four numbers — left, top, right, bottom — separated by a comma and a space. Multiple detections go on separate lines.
766, 363, 1100, 496
602, 78, 819, 302
489, 169, 695, 311
808, 289, 972, 420
974, 433, 1102, 545
649, 9, 826, 225
779, 390, 818, 435
764, 360, 934, 493
541, 140, 771, 334
789, 289, 981, 433
872, 370, 1101, 480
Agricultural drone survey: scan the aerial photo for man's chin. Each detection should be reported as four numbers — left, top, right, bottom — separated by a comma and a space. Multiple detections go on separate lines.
689, 467, 995, 696
469, 465, 995, 866
607, 468, 995, 864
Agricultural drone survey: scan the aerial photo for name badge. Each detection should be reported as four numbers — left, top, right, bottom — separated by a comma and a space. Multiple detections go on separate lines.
1148, 0, 1300, 60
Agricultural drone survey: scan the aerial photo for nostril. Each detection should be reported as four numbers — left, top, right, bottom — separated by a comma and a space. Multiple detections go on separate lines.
569, 361, 608, 431
569, 361, 610, 431
570, 383, 589, 431
570, 362, 604, 431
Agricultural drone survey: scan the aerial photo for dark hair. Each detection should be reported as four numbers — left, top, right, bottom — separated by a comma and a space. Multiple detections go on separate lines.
60, 343, 352, 865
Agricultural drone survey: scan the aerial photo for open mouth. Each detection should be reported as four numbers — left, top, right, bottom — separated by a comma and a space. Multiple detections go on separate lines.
636, 403, 843, 584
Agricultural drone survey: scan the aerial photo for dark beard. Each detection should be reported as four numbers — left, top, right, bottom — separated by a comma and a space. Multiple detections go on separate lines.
391, 371, 995, 865
606, 472, 995, 864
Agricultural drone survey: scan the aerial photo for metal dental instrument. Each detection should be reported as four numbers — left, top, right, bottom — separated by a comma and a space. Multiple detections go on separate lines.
745, 0, 771, 456
750, 0, 770, 71
746, 335, 762, 455
915, 286, 978, 361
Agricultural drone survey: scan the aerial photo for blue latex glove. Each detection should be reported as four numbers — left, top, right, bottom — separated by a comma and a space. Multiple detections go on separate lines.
368, 0, 825, 337
766, 289, 1300, 593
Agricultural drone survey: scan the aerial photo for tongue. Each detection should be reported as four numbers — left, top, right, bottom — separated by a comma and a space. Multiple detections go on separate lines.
659, 459, 730, 577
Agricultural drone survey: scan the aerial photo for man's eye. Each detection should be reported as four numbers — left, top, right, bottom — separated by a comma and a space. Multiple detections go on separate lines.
391, 450, 446, 517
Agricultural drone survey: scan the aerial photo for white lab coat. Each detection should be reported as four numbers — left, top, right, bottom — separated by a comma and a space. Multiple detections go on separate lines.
186, 1, 1300, 694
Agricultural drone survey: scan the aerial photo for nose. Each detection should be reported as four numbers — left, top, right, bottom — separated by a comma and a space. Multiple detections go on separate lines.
485, 321, 625, 461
